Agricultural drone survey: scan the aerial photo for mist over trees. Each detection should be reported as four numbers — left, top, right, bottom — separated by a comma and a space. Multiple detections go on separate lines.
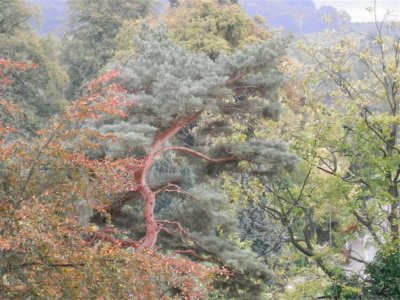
27, 0, 368, 35
1, 0, 399, 299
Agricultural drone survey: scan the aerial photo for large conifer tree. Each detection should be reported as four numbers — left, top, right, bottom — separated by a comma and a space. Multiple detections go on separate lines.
92, 27, 297, 297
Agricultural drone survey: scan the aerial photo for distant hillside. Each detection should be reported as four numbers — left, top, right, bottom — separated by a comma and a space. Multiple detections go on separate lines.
27, 0, 376, 36
238, 0, 346, 33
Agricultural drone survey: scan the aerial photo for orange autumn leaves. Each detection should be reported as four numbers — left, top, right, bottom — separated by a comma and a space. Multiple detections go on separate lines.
0, 60, 37, 141
0, 59, 38, 86
1, 60, 222, 299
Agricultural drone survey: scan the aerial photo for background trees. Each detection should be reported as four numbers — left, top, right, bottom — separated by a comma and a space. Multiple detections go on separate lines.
234, 16, 400, 299
61, 0, 157, 99
164, 0, 268, 59
0, 0, 67, 130
0, 0, 36, 34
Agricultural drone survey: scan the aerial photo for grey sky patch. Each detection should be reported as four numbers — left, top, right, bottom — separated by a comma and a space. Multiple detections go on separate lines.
314, 0, 400, 22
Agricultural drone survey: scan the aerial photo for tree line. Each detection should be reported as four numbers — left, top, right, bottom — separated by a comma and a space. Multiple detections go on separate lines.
0, 0, 399, 299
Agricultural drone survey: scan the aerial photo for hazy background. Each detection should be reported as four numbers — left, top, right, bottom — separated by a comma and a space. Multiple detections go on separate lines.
28, 0, 400, 35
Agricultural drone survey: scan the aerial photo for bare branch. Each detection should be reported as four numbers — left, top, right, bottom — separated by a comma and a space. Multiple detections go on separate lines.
286, 226, 313, 257
172, 249, 220, 263
86, 231, 139, 248
156, 146, 236, 164
352, 211, 382, 245
154, 183, 196, 200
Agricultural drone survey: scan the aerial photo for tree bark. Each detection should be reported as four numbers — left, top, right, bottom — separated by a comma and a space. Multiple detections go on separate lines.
133, 110, 239, 249
135, 112, 203, 249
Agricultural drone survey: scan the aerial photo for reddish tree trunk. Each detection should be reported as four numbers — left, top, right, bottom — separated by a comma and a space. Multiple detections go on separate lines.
136, 158, 159, 249
135, 151, 159, 249
135, 112, 203, 249
138, 185, 158, 248
134, 110, 238, 249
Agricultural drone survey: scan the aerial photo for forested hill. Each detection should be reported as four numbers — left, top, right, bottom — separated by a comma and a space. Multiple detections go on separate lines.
27, 0, 374, 35
239, 0, 344, 33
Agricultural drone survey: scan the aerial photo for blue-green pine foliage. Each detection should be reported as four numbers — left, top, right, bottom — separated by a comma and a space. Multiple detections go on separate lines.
93, 27, 298, 297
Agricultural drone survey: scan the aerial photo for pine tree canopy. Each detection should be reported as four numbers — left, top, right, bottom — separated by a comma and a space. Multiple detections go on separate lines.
88, 26, 298, 296
103, 27, 295, 162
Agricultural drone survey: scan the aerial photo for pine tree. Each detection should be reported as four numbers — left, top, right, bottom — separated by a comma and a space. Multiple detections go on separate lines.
0, 68, 221, 299
92, 27, 297, 297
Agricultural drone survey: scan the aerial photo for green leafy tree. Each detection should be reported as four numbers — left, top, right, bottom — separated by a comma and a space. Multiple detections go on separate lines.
0, 0, 37, 34
234, 15, 400, 299
297, 17, 400, 243
164, 0, 268, 59
62, 0, 157, 99
364, 249, 400, 299
116, 0, 268, 61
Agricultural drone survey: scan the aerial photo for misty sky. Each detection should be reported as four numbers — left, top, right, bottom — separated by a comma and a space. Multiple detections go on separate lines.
314, 0, 400, 22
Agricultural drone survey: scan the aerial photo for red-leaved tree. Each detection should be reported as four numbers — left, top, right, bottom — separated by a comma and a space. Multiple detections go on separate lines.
1, 63, 226, 298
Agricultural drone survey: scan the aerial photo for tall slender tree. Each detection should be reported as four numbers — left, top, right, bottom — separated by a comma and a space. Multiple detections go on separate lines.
62, 0, 157, 99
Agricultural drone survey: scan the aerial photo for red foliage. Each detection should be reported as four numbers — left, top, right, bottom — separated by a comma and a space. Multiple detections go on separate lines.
342, 248, 351, 264
0, 59, 37, 154
0, 59, 38, 86
342, 223, 358, 234
0, 69, 225, 298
